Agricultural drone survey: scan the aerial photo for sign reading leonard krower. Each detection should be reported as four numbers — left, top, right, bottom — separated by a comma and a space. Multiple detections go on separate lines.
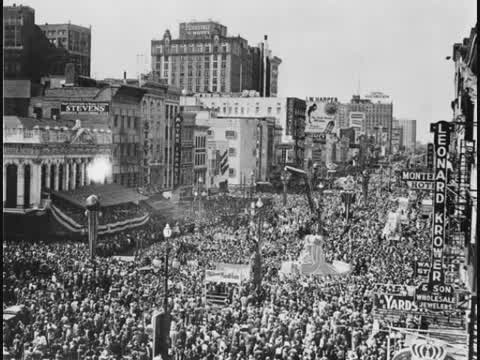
61, 102, 110, 113
416, 121, 456, 312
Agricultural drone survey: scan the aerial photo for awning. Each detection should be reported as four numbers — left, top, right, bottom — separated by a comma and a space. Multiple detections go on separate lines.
52, 183, 148, 208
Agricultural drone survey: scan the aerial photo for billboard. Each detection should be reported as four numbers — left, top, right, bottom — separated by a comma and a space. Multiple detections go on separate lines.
305, 97, 338, 137
349, 112, 365, 129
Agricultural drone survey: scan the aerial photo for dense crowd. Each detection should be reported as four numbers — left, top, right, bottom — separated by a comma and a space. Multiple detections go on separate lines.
3, 167, 450, 360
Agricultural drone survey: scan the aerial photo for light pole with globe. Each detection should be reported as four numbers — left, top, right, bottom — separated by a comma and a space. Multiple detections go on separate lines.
248, 197, 264, 292
85, 194, 100, 259
162, 223, 172, 314
280, 170, 291, 207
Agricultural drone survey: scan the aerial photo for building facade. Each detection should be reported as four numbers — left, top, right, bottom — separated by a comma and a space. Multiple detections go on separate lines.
191, 94, 303, 166
450, 23, 477, 360
3, 116, 112, 211
398, 119, 417, 153
194, 115, 271, 186
346, 94, 393, 153
151, 21, 281, 96
3, 5, 75, 82
193, 125, 209, 187
29, 83, 146, 188
39, 23, 91, 77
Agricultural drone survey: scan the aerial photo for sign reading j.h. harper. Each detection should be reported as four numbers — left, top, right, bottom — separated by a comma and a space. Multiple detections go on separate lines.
61, 102, 110, 113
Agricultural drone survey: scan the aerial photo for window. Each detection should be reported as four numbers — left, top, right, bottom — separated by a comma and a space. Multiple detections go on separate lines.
114, 115, 118, 127
34, 107, 42, 119
51, 108, 60, 120
228, 147, 236, 156
225, 130, 236, 139
267, 107, 272, 114
207, 129, 214, 137
128, 117, 131, 128
229, 168, 236, 177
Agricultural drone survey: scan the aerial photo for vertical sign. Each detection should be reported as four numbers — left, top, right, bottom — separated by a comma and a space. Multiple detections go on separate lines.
173, 115, 183, 187
286, 98, 294, 136
428, 121, 453, 286
415, 121, 456, 312
426, 143, 434, 169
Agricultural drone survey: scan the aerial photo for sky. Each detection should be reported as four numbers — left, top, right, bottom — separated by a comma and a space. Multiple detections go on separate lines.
7, 0, 476, 143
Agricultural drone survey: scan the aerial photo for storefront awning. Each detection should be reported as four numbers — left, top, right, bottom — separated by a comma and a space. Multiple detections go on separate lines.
52, 184, 147, 208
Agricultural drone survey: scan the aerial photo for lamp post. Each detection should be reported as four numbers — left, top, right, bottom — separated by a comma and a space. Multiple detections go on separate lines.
85, 195, 100, 259
162, 224, 172, 314
250, 171, 255, 200
250, 197, 264, 293
280, 170, 291, 207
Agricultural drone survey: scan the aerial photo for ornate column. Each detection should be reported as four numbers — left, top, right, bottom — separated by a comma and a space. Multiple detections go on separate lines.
45, 163, 51, 190
64, 161, 70, 191
79, 161, 85, 187
54, 163, 59, 191
17, 162, 24, 208
71, 161, 77, 190
85, 159, 91, 186
3, 164, 6, 206
30, 162, 41, 208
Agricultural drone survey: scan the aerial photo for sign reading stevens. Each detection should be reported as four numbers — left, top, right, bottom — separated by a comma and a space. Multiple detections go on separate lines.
61, 102, 110, 114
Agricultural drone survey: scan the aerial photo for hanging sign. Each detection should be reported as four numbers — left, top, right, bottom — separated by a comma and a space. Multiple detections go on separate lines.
427, 143, 434, 168
173, 115, 183, 187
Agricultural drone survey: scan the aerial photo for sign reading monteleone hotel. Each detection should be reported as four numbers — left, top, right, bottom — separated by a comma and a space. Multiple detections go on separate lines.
415, 121, 456, 312
401, 171, 435, 191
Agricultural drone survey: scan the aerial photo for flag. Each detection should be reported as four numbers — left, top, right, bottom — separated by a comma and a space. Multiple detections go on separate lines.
220, 150, 229, 175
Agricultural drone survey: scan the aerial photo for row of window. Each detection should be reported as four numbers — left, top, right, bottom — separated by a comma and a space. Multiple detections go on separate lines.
195, 136, 206, 148
113, 172, 139, 188
113, 115, 139, 129
162, 54, 227, 62
157, 43, 229, 54
114, 143, 139, 157
194, 153, 206, 166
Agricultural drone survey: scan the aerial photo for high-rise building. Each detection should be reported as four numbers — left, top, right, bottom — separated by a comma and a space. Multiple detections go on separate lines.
345, 93, 393, 153
39, 23, 91, 77
188, 94, 304, 167
450, 24, 477, 360
398, 119, 416, 152
151, 21, 281, 96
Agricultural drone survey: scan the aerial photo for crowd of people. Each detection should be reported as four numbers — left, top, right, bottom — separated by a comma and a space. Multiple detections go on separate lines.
3, 166, 459, 360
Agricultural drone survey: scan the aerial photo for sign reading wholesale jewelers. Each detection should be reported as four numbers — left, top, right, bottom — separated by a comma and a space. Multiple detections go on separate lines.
61, 102, 110, 113
415, 121, 456, 312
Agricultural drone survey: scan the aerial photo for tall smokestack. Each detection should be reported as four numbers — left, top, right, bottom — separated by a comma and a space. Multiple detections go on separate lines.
262, 35, 269, 97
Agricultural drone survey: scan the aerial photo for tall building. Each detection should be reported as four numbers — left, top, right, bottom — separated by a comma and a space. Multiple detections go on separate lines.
451, 23, 477, 360
39, 23, 91, 76
189, 94, 304, 167
346, 93, 393, 153
398, 119, 417, 152
151, 21, 281, 96
3, 5, 89, 117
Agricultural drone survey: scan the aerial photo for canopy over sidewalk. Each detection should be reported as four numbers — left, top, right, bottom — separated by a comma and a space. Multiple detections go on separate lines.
52, 184, 147, 208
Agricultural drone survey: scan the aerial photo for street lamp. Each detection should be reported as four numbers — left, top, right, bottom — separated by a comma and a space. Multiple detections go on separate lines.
85, 194, 100, 259
162, 224, 172, 314
250, 171, 255, 200
280, 170, 291, 206
249, 197, 264, 293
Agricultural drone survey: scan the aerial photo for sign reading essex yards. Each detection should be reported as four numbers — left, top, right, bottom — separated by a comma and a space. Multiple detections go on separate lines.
61, 102, 110, 114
